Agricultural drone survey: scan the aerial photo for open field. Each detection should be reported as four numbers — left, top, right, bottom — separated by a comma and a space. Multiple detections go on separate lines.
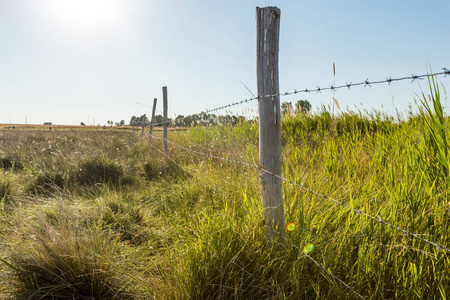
1, 84, 450, 299
0, 124, 188, 132
0, 124, 153, 131
0, 124, 130, 131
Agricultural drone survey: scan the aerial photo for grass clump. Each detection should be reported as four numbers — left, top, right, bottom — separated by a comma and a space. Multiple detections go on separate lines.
0, 174, 16, 208
0, 156, 24, 170
143, 159, 188, 182
143, 160, 162, 181
27, 171, 66, 196
76, 156, 124, 186
99, 197, 150, 244
6, 210, 138, 300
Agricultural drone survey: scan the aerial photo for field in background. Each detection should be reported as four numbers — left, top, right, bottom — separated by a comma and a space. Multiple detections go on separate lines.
0, 124, 160, 130
1, 91, 450, 298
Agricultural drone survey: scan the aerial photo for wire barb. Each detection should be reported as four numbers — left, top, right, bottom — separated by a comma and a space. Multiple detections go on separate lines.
411, 74, 423, 83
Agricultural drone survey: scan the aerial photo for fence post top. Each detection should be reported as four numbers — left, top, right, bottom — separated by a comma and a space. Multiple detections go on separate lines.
256, 6, 280, 10
256, 7, 281, 19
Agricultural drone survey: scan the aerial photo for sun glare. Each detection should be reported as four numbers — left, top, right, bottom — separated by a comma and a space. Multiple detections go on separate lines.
40, 0, 128, 35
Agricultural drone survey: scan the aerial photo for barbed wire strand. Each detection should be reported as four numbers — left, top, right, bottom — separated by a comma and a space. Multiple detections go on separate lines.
274, 173, 450, 253
140, 68, 450, 128
205, 68, 450, 114
269, 69, 450, 98
152, 133, 450, 253
148, 135, 365, 299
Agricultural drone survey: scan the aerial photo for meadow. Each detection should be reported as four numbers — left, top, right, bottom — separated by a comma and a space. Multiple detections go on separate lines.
1, 80, 450, 299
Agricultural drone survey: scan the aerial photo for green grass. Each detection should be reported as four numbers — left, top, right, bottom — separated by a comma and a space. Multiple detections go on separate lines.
1, 82, 450, 299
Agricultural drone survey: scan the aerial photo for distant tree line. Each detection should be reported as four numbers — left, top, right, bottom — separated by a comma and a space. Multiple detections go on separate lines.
281, 100, 312, 115
80, 120, 126, 126
80, 101, 309, 128
174, 113, 246, 126
128, 113, 246, 127
129, 115, 151, 127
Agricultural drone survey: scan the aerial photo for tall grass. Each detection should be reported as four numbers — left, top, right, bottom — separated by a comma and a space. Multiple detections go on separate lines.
415, 75, 450, 192
1, 81, 450, 299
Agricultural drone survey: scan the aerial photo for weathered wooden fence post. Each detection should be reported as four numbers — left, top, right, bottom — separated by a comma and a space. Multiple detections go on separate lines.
163, 86, 168, 156
149, 98, 157, 142
256, 6, 286, 246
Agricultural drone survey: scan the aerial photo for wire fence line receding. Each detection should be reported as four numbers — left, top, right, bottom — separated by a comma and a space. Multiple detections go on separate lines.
149, 133, 450, 254
148, 133, 366, 300
145, 66, 450, 299
145, 68, 450, 129
142, 69, 450, 299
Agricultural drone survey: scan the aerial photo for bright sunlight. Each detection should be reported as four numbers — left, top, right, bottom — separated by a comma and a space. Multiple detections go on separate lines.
40, 0, 129, 35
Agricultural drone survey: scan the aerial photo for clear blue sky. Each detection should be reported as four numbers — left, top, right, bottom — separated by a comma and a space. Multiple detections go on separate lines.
0, 0, 448, 125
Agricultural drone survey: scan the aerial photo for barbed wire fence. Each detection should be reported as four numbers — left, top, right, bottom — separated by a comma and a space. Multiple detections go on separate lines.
134, 7, 450, 298
140, 66, 450, 299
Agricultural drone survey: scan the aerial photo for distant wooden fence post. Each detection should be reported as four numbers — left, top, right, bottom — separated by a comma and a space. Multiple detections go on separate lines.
141, 114, 146, 136
256, 6, 286, 245
149, 98, 157, 142
163, 87, 168, 156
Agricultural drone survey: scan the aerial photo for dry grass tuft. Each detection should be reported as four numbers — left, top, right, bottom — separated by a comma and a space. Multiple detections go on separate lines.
6, 209, 138, 299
